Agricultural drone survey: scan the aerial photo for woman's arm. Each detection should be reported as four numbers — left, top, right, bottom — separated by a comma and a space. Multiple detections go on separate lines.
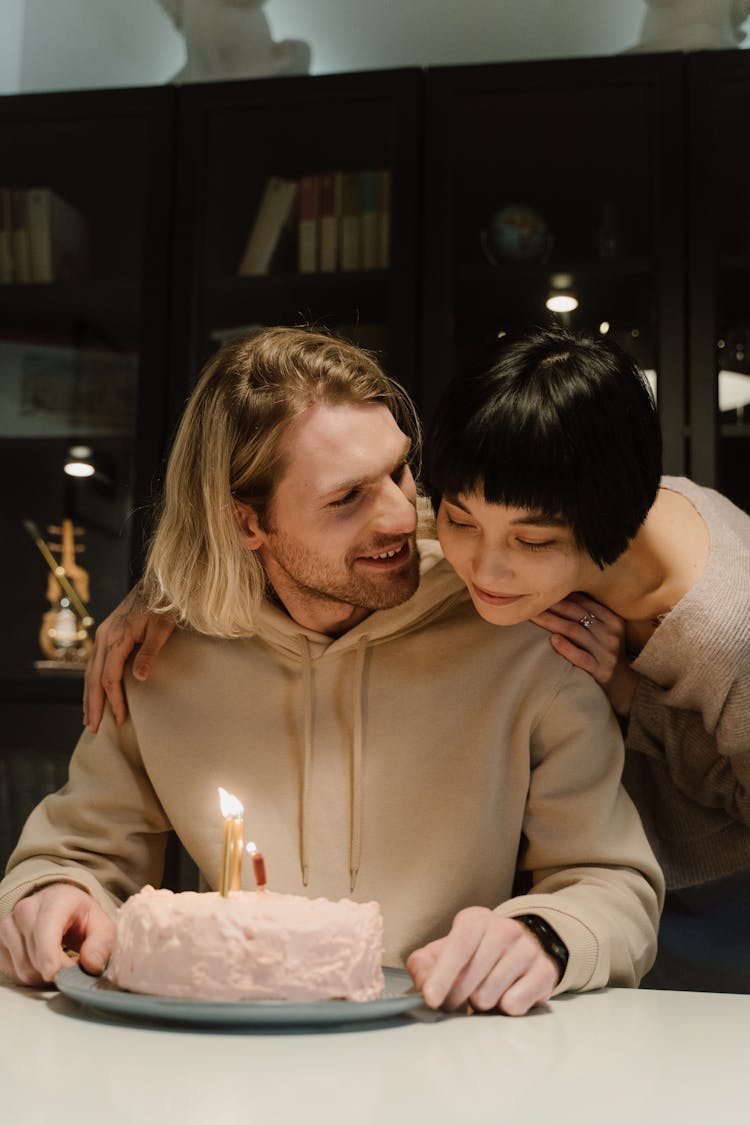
531, 595, 638, 717
83, 585, 175, 731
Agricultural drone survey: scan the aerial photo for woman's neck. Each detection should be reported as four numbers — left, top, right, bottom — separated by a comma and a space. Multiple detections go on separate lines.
584, 487, 709, 622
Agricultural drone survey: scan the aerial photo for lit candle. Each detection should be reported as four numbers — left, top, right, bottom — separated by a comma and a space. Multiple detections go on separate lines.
217, 787, 244, 896
246, 841, 267, 892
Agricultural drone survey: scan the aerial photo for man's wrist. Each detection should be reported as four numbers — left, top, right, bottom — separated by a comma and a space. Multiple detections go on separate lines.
515, 914, 569, 982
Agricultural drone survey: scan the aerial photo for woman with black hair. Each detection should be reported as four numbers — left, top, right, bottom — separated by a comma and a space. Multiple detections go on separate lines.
426, 325, 750, 993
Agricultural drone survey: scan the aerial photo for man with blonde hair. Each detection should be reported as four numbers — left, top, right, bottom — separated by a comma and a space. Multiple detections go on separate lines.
0, 327, 662, 1015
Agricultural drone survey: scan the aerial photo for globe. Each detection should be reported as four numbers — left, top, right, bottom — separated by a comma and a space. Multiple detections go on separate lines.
483, 204, 550, 263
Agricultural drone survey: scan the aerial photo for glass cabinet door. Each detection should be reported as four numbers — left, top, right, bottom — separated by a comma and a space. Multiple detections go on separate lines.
167, 70, 421, 427
689, 52, 750, 514
421, 53, 687, 478
0, 88, 175, 678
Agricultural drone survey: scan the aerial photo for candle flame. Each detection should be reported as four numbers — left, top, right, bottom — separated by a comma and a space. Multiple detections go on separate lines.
218, 786, 244, 819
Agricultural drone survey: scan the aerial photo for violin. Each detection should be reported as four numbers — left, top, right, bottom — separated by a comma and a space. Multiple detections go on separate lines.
36, 518, 94, 665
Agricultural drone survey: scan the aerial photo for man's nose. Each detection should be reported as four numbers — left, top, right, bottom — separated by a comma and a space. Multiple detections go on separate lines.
373, 476, 417, 532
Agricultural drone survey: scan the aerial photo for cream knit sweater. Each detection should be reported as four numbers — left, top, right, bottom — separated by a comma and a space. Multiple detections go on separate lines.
623, 477, 750, 889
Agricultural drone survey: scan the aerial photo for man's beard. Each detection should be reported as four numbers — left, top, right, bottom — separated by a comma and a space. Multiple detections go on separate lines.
263, 530, 421, 613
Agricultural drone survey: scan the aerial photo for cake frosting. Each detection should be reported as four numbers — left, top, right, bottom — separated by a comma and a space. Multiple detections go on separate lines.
107, 886, 385, 1002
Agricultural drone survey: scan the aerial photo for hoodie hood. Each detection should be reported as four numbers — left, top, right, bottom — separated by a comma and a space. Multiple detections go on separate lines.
251, 538, 468, 890
252, 538, 463, 657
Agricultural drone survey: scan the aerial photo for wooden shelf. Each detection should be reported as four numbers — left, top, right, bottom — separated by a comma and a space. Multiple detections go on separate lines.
0, 280, 141, 350
0, 669, 84, 702
720, 254, 750, 272
456, 260, 654, 284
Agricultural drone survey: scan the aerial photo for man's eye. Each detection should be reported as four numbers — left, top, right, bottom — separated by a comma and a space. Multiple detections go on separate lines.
329, 490, 360, 509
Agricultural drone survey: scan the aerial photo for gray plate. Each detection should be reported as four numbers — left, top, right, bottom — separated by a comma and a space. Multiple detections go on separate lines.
54, 964, 423, 1027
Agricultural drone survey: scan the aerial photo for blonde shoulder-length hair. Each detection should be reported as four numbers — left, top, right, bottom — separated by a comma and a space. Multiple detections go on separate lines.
141, 326, 424, 637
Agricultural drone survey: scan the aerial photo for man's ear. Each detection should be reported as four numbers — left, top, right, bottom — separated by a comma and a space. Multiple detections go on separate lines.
234, 500, 266, 552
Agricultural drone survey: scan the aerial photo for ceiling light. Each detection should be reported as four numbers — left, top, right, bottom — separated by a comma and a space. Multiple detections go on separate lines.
64, 460, 96, 479
545, 272, 578, 314
64, 444, 95, 478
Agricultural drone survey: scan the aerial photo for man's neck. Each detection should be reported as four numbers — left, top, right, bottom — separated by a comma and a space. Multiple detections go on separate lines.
266, 582, 373, 637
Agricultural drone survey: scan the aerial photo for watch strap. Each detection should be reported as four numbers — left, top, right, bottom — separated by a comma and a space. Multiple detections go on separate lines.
515, 913, 569, 982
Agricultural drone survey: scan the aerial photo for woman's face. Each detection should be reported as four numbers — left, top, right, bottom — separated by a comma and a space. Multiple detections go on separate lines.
436, 491, 596, 626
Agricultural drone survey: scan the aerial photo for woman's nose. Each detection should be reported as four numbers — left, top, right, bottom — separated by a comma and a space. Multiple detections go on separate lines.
473, 544, 514, 585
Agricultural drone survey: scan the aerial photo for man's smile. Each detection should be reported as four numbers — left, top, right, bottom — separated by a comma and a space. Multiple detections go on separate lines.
358, 542, 411, 567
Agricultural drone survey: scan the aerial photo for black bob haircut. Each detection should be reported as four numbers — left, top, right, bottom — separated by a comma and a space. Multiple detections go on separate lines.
424, 326, 662, 568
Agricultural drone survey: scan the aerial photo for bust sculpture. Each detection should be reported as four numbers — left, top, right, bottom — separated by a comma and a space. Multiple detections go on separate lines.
630, 0, 750, 52
157, 0, 310, 83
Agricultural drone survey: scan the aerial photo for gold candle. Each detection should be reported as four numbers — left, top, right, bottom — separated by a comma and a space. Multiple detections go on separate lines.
217, 787, 244, 896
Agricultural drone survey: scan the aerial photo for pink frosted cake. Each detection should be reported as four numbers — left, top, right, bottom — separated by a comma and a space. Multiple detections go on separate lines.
107, 886, 385, 1002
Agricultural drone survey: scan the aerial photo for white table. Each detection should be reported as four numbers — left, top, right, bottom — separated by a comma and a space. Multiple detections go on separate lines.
1, 980, 747, 1125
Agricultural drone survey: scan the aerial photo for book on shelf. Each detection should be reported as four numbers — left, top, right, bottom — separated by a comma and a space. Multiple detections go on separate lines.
318, 172, 341, 273
378, 169, 391, 269
26, 187, 89, 282
333, 168, 390, 273
234, 166, 391, 277
297, 174, 320, 274
0, 189, 12, 283
339, 172, 363, 272
10, 190, 32, 283
361, 170, 381, 271
237, 176, 298, 276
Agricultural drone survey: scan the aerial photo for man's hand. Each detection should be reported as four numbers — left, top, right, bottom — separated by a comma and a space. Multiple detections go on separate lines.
406, 907, 559, 1017
531, 594, 638, 718
83, 585, 175, 732
0, 884, 115, 986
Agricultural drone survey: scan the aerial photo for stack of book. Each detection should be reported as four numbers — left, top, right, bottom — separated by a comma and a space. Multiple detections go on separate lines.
237, 169, 391, 277
0, 187, 89, 284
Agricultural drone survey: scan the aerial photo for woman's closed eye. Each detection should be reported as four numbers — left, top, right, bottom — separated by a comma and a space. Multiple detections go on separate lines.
518, 539, 555, 552
444, 512, 475, 530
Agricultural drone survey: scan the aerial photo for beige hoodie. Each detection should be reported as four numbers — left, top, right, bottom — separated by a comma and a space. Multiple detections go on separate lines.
0, 542, 663, 993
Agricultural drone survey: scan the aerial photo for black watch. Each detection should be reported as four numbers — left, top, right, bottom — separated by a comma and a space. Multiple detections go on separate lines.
515, 914, 569, 982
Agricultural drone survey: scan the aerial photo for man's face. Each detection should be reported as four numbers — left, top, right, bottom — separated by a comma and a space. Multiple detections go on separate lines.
239, 402, 420, 634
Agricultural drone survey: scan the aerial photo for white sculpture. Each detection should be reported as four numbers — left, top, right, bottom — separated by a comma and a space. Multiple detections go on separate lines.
157, 0, 310, 83
630, 0, 750, 52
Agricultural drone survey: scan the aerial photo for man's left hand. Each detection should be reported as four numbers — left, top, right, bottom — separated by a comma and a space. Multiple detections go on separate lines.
406, 907, 559, 1016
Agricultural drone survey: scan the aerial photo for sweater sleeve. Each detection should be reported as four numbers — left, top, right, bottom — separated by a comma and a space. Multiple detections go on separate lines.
0, 706, 172, 921
627, 666, 750, 826
494, 666, 664, 994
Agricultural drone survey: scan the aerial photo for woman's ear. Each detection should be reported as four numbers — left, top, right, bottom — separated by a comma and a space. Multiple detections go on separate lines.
233, 500, 266, 552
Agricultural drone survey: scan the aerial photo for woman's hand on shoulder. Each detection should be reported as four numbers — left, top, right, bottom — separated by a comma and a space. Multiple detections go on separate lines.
83, 585, 175, 732
531, 595, 637, 718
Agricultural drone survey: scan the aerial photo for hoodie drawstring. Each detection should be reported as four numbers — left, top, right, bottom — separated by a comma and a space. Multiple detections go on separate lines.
349, 635, 368, 893
298, 634, 313, 887
296, 632, 369, 894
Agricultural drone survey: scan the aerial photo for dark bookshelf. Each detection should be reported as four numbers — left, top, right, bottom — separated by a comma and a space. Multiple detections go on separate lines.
2, 54, 749, 876
420, 52, 687, 483
166, 69, 422, 431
